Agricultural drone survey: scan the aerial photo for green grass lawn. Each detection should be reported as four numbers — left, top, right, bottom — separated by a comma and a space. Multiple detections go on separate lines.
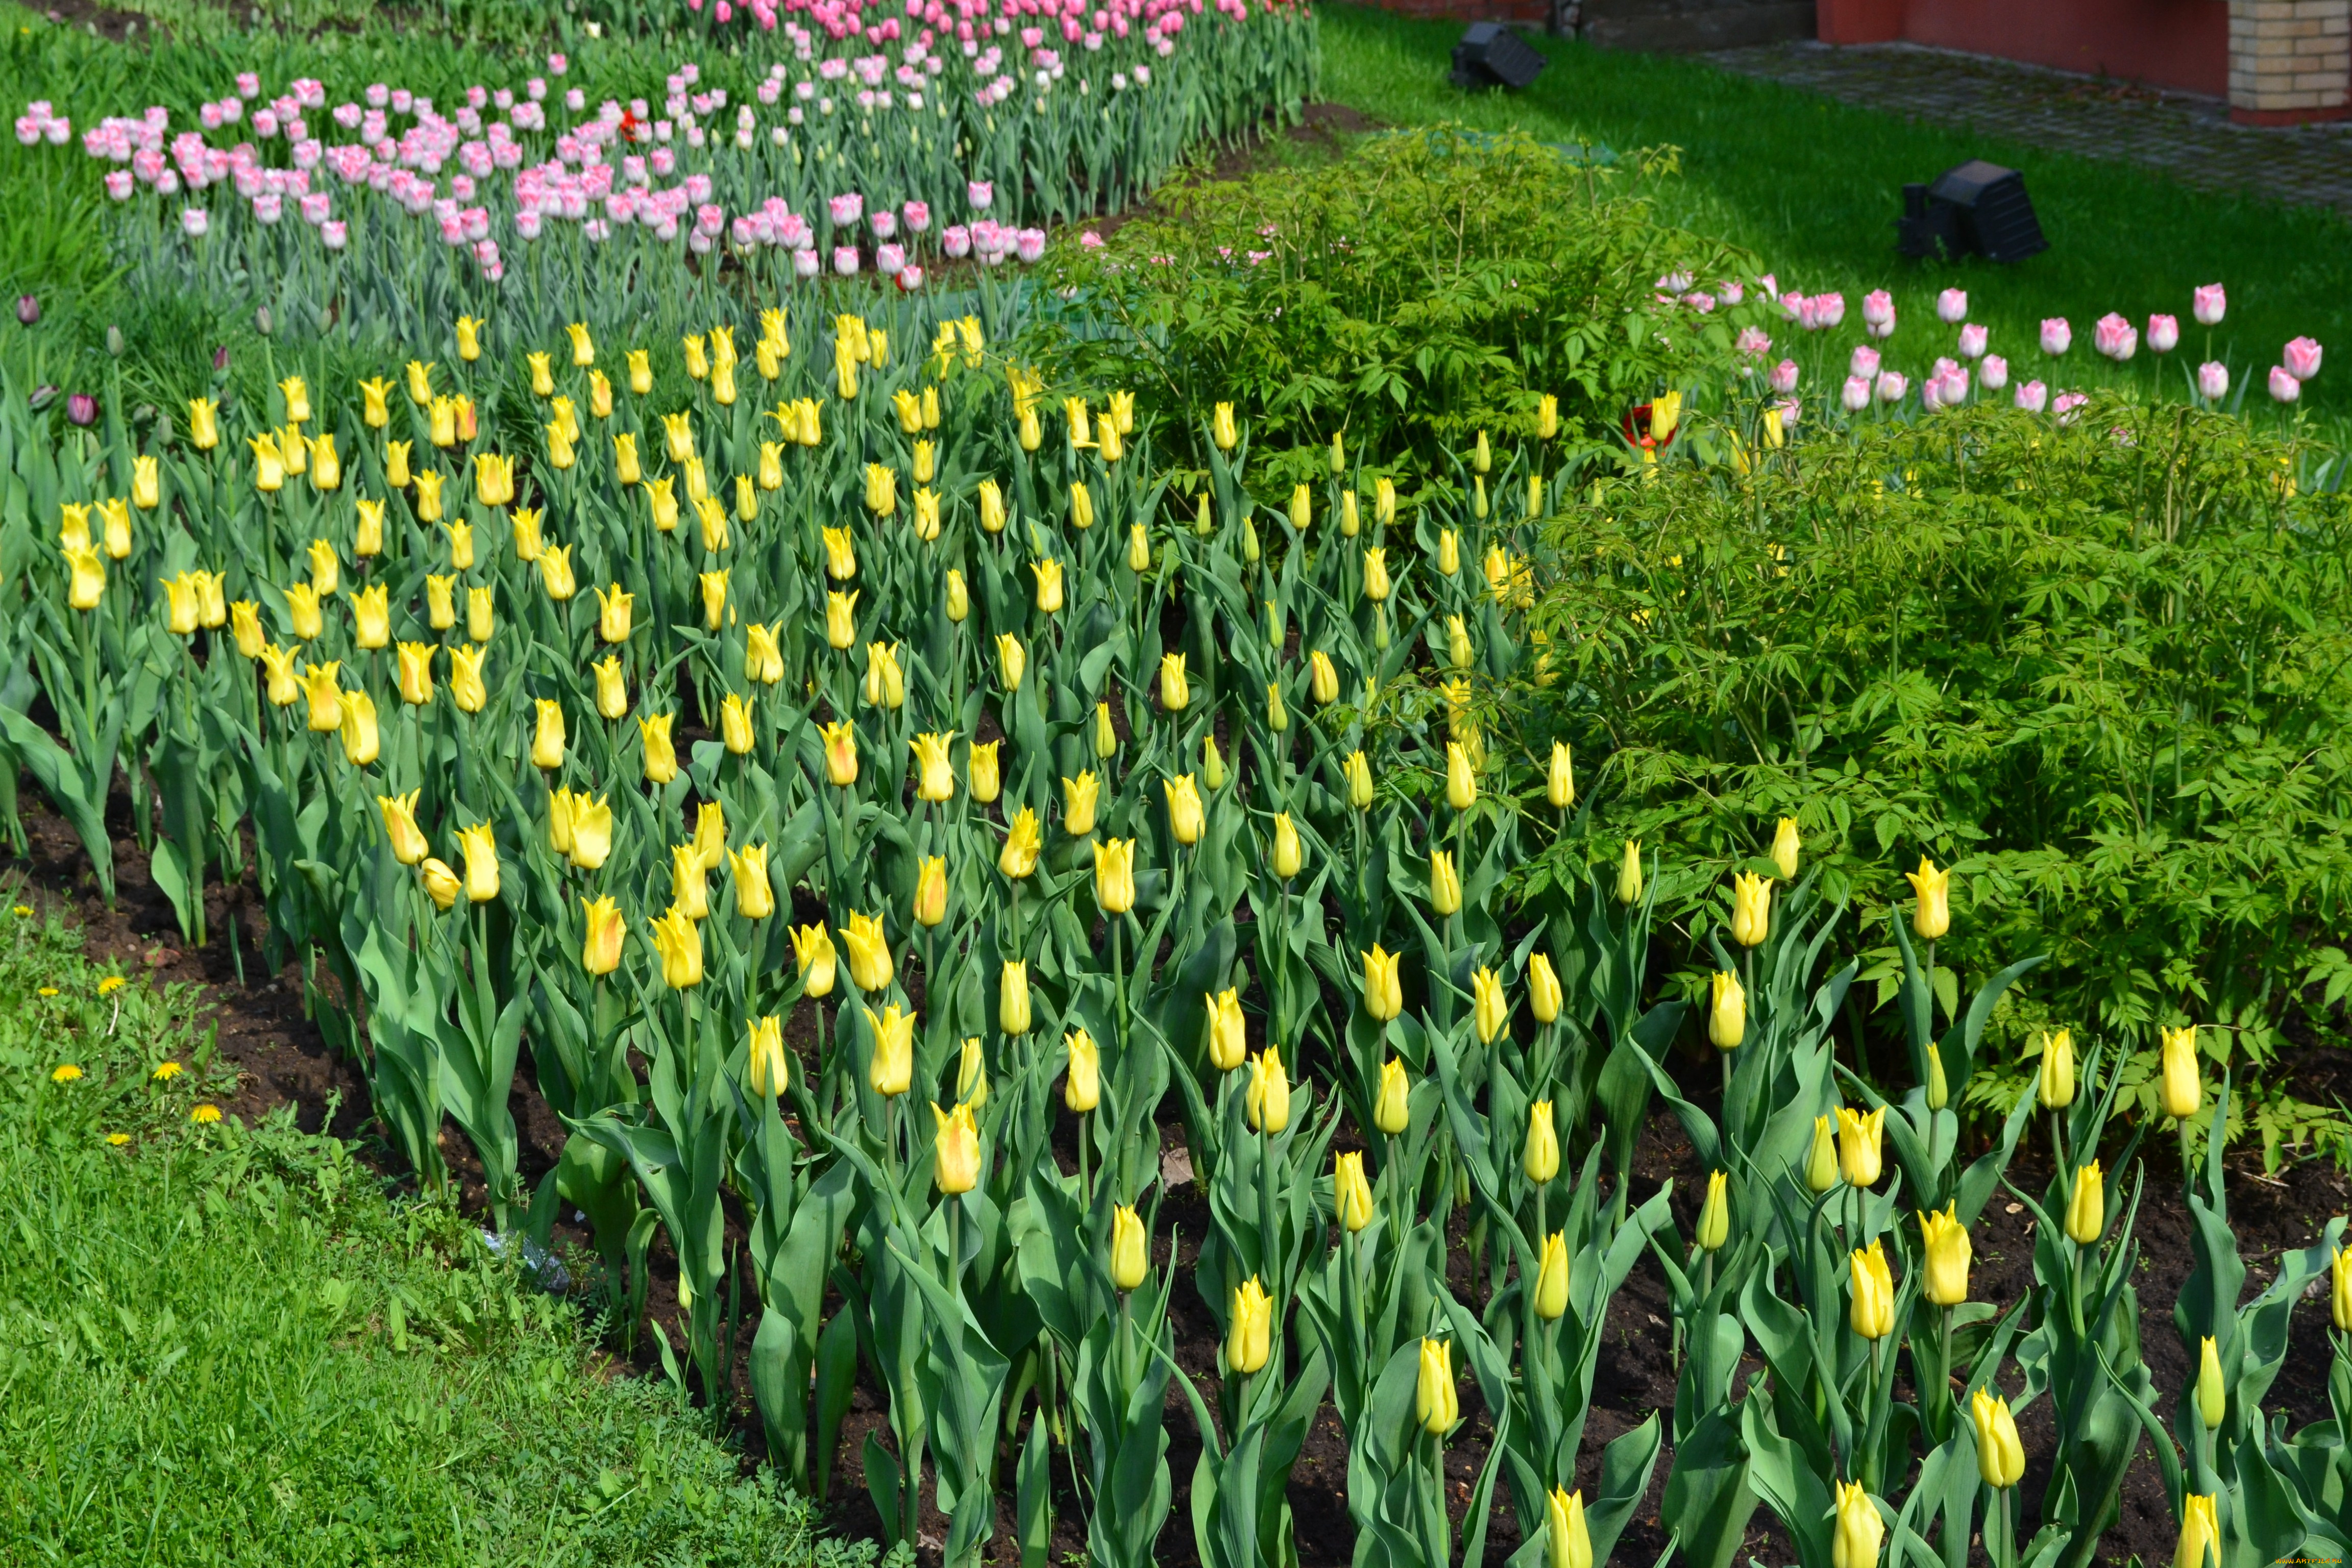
0, 905, 874, 1567
1317, 4, 2352, 420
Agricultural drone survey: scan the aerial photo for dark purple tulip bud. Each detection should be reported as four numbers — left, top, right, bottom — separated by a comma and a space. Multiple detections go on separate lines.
14, 295, 36, 327
212, 344, 230, 372
66, 393, 97, 428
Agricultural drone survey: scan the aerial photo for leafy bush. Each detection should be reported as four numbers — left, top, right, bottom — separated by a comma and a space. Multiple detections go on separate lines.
1034, 126, 1734, 491
1520, 393, 2352, 1166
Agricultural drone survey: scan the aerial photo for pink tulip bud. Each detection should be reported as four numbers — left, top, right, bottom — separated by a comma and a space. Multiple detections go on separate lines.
832, 244, 860, 275
1849, 345, 1880, 379
1736, 326, 1771, 358
2040, 318, 2071, 356
1775, 397, 1800, 429
877, 241, 905, 273
828, 192, 863, 226
2146, 314, 2179, 354
15, 295, 38, 327
66, 391, 97, 427
1979, 354, 2008, 390
105, 170, 133, 201
1756, 273, 1778, 298
322, 219, 347, 250
793, 247, 820, 278
1719, 280, 1745, 305
1815, 292, 1846, 328
967, 179, 992, 210
897, 264, 924, 291
870, 209, 896, 239
2197, 361, 2230, 400
1940, 365, 1969, 404
902, 200, 930, 232
943, 224, 971, 258
1841, 375, 1871, 413
1875, 371, 1907, 404
2193, 283, 2226, 326
2285, 336, 2323, 380
1768, 359, 1800, 395
2015, 380, 2049, 413
1936, 287, 1967, 324
1861, 289, 1895, 329
1778, 291, 1806, 323
2270, 365, 2302, 403
2093, 312, 2136, 362
1957, 323, 1988, 359
1015, 227, 1045, 263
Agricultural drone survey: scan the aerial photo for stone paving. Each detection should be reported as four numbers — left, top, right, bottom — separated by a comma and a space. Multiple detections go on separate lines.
1702, 40, 2352, 216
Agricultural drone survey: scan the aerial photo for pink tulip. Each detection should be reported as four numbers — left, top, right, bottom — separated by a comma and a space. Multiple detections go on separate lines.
942, 224, 971, 258
876, 241, 905, 273
902, 200, 930, 232
1863, 289, 1896, 339
2197, 361, 2230, 400
2193, 283, 2226, 326
1719, 280, 1745, 305
1936, 287, 1967, 324
1921, 377, 1945, 413
1778, 291, 1806, 324
181, 208, 209, 237
2015, 380, 2049, 412
832, 244, 860, 275
967, 179, 993, 209
322, 219, 347, 250
1791, 295, 1820, 330
1016, 228, 1045, 262
2052, 391, 2088, 425
1875, 371, 1907, 403
897, 264, 924, 291
1775, 397, 1800, 429
2093, 313, 2136, 362
1940, 365, 1969, 404
2040, 317, 2071, 355
1815, 292, 1846, 328
1757, 273, 1779, 298
793, 247, 820, 278
1768, 359, 1800, 395
1849, 345, 1880, 379
2285, 336, 2323, 380
2270, 365, 2302, 402
1979, 355, 2008, 390
1957, 323, 1988, 359
2146, 314, 2179, 354
1735, 326, 1771, 358
104, 170, 133, 201
1841, 375, 1871, 413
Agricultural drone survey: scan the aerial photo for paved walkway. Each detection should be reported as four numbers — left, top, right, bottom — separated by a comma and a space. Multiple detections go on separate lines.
1703, 41, 2352, 216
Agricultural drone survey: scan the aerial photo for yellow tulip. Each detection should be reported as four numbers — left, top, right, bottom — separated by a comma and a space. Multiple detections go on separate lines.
1729, 871, 1772, 948
2037, 1030, 2076, 1110
1616, 840, 1645, 905
1064, 1027, 1101, 1113
1363, 945, 1403, 1021
1708, 970, 1745, 1050
1525, 1099, 1559, 1183
308, 434, 340, 492
569, 794, 613, 871
131, 454, 160, 511
1309, 650, 1339, 705
638, 712, 678, 783
2160, 1025, 2202, 1120
1094, 838, 1137, 915
528, 698, 565, 770
912, 855, 948, 928
335, 690, 379, 766
420, 858, 461, 910
648, 905, 704, 988
627, 349, 652, 396
1415, 1338, 1459, 1434
378, 790, 429, 865
999, 960, 1033, 1036
745, 1014, 790, 1098
1848, 1241, 1895, 1339
354, 498, 385, 558
1064, 771, 1100, 837
840, 911, 893, 993
1111, 1205, 1151, 1288
1833, 1481, 1884, 1568
1345, 750, 1374, 811
792, 924, 838, 998
1697, 1169, 1731, 1251
1771, 817, 1801, 880
1334, 1153, 1375, 1234
248, 433, 286, 493
863, 641, 905, 709
1473, 967, 1509, 1045
258, 645, 299, 705
2175, 1494, 2219, 1568
932, 1101, 980, 1195
864, 1003, 914, 1096
1806, 1115, 1841, 1193
720, 693, 754, 756
1437, 529, 1460, 577
1429, 849, 1461, 916
385, 440, 410, 488
999, 808, 1043, 879
301, 661, 344, 733
1165, 774, 1204, 846
669, 843, 708, 922
2334, 1246, 2352, 1332
457, 823, 499, 903
1837, 1106, 1884, 1187
188, 398, 220, 449
1906, 856, 1951, 940
966, 739, 1000, 804
1271, 814, 1302, 880
159, 573, 201, 636
405, 359, 434, 405
1205, 988, 1247, 1072
1227, 1277, 1272, 1374
1919, 1204, 1971, 1305
1246, 1047, 1290, 1134
1971, 1390, 2025, 1488
2066, 1162, 2105, 1246
1373, 1056, 1410, 1133
1528, 954, 1562, 1024
1546, 742, 1575, 811
996, 633, 1025, 690
1533, 1235, 1572, 1322
466, 585, 494, 645
648, 476, 678, 532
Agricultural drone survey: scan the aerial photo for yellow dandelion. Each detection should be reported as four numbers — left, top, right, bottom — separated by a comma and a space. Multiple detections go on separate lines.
106, 1133, 130, 1147
37, 986, 59, 997
51, 1063, 83, 1083
97, 975, 126, 995
153, 1060, 183, 1081
190, 1104, 222, 1124
11, 903, 30, 917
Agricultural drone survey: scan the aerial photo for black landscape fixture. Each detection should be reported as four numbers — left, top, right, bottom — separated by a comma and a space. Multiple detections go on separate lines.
1451, 23, 1546, 91
1896, 160, 2048, 264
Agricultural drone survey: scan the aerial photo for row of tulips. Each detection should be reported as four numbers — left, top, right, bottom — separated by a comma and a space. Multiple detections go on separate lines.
3, 296, 2348, 1568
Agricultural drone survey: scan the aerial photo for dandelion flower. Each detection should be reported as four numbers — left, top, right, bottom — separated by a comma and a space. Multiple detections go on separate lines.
51, 1064, 83, 1083
38, 986, 59, 997
98, 975, 126, 995
153, 1061, 183, 1081
190, 1104, 222, 1124
106, 1133, 130, 1147
12, 903, 31, 917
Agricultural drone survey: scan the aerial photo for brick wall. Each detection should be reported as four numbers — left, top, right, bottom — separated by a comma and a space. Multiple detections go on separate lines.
2228, 0, 2351, 121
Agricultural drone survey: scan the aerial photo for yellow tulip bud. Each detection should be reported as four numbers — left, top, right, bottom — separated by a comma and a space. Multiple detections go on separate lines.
1837, 1106, 1884, 1187
1906, 856, 1951, 941
1729, 872, 1772, 948
1806, 1115, 1841, 1193
638, 712, 678, 783
2160, 1025, 2202, 1120
1770, 817, 1801, 881
1245, 1047, 1290, 1134
999, 960, 1032, 1036
1533, 1236, 1572, 1323
1848, 1241, 1895, 1339
1226, 1277, 1271, 1373
2066, 1162, 2105, 1246
1919, 1204, 1971, 1305
1529, 954, 1562, 1023
932, 1101, 981, 1194
2175, 1495, 2219, 1568
1697, 1169, 1730, 1251
1616, 840, 1645, 905
1971, 1391, 2024, 1488
1206, 988, 1247, 1072
1111, 1205, 1150, 1288
1708, 970, 1745, 1050
866, 1002, 914, 1094
1064, 1028, 1100, 1113
1415, 1337, 1459, 1434
1093, 838, 1137, 915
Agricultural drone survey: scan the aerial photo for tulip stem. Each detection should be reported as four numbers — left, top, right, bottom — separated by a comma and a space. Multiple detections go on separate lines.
1077, 1108, 1091, 1207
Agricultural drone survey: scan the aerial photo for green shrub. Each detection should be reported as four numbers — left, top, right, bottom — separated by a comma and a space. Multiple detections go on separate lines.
1519, 394, 2352, 1168
1032, 126, 1734, 494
